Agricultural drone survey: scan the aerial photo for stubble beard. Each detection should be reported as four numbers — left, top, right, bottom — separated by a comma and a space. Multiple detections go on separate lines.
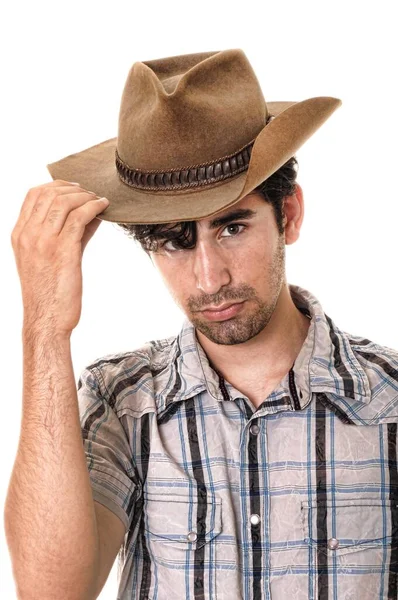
188, 235, 286, 345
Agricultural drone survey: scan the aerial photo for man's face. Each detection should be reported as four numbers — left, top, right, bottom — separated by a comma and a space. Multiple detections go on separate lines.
150, 192, 291, 345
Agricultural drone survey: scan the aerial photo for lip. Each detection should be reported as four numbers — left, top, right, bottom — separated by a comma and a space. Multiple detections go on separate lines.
202, 302, 238, 312
200, 301, 245, 321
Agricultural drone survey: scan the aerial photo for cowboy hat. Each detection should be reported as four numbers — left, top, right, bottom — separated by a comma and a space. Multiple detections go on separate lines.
46, 49, 341, 224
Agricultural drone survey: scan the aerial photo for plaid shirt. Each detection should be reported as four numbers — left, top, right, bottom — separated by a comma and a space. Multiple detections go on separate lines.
77, 284, 398, 600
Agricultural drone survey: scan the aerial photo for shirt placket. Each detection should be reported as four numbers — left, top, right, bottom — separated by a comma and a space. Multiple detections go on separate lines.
240, 404, 271, 600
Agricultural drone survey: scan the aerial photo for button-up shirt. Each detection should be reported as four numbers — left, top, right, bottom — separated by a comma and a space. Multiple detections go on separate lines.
77, 284, 398, 599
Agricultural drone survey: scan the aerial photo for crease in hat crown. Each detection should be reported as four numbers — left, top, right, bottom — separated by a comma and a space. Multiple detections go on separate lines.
116, 49, 268, 173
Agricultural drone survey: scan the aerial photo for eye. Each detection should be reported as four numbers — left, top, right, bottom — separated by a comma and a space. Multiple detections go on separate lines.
220, 223, 247, 238
161, 239, 180, 252
160, 239, 193, 253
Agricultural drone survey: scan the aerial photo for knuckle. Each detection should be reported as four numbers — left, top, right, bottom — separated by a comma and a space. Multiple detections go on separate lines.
47, 208, 63, 225
18, 232, 32, 250
50, 197, 66, 214
41, 187, 57, 201
52, 195, 65, 208
32, 200, 46, 214
64, 215, 83, 235
36, 236, 52, 253
47, 195, 73, 223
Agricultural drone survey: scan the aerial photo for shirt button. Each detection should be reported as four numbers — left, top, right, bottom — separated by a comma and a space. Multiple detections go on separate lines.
250, 424, 260, 435
327, 537, 339, 550
187, 531, 197, 542
250, 513, 261, 526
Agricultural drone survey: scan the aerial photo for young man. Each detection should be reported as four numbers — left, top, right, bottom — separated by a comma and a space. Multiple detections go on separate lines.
6, 50, 397, 600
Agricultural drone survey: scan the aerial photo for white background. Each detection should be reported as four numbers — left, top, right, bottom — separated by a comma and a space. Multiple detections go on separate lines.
1, 1, 397, 598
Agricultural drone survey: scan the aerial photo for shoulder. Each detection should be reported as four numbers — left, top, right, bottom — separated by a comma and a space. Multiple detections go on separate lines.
347, 332, 398, 386
78, 333, 178, 416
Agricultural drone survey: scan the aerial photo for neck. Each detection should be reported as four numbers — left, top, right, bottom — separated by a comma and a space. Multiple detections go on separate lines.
195, 282, 311, 404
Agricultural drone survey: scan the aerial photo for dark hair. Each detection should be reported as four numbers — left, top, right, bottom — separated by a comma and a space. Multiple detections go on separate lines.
116, 117, 299, 253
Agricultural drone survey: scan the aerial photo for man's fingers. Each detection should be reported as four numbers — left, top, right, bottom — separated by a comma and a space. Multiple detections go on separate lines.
58, 196, 110, 244
14, 181, 96, 233
16, 180, 79, 223
28, 188, 98, 228
41, 191, 106, 236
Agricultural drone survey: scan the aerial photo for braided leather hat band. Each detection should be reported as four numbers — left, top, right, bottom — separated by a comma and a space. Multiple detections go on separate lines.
115, 139, 254, 192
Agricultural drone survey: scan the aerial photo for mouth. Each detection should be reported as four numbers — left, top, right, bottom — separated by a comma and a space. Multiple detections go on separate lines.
202, 302, 239, 311
199, 301, 245, 322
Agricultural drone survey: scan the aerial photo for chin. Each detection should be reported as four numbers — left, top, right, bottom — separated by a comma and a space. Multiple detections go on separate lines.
193, 313, 270, 346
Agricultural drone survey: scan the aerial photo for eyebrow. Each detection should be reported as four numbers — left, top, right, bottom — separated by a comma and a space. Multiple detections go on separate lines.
207, 208, 257, 230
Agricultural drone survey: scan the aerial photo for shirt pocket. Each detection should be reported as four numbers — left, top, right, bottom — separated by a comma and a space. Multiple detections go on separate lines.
144, 493, 222, 569
301, 497, 395, 564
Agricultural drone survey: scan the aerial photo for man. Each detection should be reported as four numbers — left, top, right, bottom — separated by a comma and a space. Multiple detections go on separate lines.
5, 49, 397, 600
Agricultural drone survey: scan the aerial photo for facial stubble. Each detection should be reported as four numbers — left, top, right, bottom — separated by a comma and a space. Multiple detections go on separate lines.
188, 234, 286, 345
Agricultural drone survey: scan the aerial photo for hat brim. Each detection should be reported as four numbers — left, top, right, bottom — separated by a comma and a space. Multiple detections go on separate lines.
46, 97, 341, 224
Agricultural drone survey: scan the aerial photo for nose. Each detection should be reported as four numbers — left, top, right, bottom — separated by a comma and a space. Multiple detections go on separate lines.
192, 239, 231, 295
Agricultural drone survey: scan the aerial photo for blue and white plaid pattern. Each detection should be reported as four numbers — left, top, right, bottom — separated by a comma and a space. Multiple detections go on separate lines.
77, 284, 398, 599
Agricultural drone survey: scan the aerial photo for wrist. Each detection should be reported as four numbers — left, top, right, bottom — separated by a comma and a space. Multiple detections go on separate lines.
22, 322, 72, 346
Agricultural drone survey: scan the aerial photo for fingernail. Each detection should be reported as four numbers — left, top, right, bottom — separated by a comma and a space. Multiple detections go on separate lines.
99, 197, 110, 204
69, 182, 81, 185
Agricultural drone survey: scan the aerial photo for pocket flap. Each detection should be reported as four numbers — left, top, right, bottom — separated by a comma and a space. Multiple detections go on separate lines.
301, 498, 394, 556
144, 492, 222, 550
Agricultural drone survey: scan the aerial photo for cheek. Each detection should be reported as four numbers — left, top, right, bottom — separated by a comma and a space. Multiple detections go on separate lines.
232, 241, 284, 297
232, 240, 274, 278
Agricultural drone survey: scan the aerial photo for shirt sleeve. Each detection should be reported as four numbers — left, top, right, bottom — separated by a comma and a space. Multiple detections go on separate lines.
77, 365, 139, 531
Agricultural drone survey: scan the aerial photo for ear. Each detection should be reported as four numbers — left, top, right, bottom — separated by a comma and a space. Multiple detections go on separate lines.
283, 183, 304, 245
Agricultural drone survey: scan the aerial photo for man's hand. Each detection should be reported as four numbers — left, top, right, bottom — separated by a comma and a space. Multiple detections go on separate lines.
11, 179, 110, 336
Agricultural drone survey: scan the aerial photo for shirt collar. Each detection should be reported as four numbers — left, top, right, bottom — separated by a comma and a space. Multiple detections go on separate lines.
286, 284, 371, 407
161, 284, 372, 412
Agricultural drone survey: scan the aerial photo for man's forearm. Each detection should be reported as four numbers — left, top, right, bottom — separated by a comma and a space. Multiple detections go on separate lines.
4, 328, 100, 600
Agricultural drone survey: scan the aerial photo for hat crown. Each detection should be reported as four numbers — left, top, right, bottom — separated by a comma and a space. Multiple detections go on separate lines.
117, 49, 268, 171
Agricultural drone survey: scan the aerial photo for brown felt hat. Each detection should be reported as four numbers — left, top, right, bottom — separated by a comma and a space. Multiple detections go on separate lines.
46, 49, 342, 225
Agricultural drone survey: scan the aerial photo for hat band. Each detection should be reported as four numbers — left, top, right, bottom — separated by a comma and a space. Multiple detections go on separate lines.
115, 139, 254, 192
